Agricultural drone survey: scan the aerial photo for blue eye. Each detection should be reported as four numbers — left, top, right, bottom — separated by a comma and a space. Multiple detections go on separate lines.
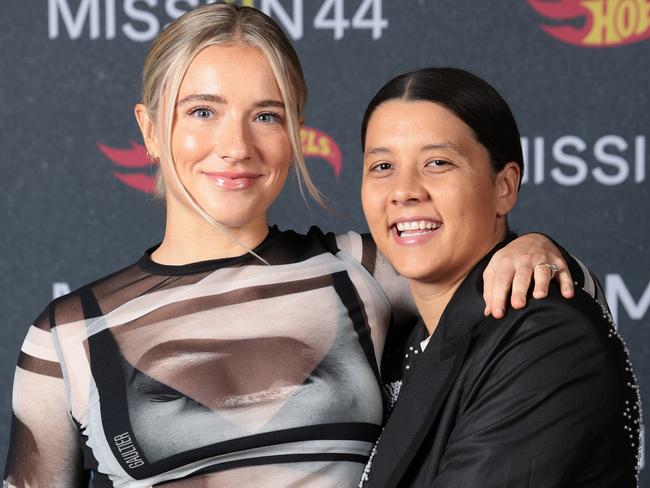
256, 112, 281, 123
189, 107, 213, 119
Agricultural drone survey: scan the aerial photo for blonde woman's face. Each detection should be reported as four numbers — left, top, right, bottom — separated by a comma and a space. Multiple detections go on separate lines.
165, 44, 292, 231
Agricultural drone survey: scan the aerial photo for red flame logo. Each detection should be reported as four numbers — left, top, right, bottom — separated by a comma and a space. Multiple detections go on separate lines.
99, 126, 343, 194
528, 0, 650, 47
300, 126, 343, 178
97, 140, 156, 193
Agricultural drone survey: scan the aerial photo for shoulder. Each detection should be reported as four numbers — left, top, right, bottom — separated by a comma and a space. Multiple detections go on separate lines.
477, 286, 614, 355
38, 259, 144, 329
272, 226, 378, 272
466, 285, 629, 396
332, 230, 378, 274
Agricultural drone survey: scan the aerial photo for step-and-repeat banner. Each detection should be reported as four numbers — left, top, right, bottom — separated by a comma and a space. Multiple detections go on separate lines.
2, 0, 649, 480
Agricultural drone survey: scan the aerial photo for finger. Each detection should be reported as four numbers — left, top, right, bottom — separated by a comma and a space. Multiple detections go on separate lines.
489, 268, 516, 319
557, 269, 575, 298
532, 264, 553, 299
482, 268, 495, 316
546, 254, 574, 298
510, 265, 533, 309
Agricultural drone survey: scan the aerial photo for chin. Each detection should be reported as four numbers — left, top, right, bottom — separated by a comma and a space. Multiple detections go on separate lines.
388, 257, 439, 283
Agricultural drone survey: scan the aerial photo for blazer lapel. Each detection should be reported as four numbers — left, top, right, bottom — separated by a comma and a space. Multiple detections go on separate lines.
368, 238, 514, 488
367, 329, 472, 488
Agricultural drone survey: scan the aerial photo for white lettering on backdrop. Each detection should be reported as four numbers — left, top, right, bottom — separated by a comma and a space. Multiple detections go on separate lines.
48, 0, 389, 41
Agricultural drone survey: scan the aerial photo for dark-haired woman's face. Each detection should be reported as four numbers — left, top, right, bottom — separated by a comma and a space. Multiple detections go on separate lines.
361, 100, 518, 286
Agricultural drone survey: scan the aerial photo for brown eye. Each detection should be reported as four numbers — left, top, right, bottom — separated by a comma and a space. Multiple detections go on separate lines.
427, 159, 449, 167
371, 162, 392, 173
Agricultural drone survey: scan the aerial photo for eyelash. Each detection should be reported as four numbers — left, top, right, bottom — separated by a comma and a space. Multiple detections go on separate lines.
150, 392, 184, 403
368, 159, 452, 175
186, 108, 283, 124
188, 106, 213, 118
369, 162, 393, 173
256, 111, 283, 124
427, 159, 450, 168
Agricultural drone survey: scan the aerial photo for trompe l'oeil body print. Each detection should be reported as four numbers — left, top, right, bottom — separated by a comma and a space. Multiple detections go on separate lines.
6, 226, 411, 488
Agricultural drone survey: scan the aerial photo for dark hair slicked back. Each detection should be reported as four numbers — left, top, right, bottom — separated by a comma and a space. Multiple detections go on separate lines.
361, 67, 524, 184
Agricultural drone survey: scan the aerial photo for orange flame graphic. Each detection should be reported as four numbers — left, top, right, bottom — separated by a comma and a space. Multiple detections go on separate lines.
528, 0, 650, 47
99, 126, 343, 194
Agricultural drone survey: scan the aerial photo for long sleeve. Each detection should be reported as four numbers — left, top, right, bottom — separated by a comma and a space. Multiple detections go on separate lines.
335, 231, 417, 327
429, 296, 635, 487
4, 315, 83, 487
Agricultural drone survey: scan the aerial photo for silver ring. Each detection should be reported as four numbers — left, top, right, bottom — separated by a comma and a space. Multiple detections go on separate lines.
535, 262, 559, 279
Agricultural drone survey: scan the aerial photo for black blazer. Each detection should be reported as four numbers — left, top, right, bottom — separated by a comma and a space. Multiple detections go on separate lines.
367, 241, 640, 488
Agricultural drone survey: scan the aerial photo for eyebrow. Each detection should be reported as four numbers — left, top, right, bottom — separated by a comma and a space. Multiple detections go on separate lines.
176, 94, 285, 110
364, 142, 463, 157
254, 99, 285, 109
177, 93, 226, 106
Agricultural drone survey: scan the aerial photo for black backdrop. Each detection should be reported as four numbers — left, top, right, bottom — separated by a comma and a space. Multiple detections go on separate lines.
1, 0, 649, 482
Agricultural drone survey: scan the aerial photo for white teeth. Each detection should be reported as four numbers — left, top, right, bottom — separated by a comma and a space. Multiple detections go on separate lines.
395, 220, 441, 233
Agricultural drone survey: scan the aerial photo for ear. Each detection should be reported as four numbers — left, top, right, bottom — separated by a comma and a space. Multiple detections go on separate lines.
134, 103, 160, 160
495, 162, 520, 217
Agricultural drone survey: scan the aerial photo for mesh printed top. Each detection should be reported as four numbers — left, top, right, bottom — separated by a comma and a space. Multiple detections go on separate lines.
5, 226, 413, 488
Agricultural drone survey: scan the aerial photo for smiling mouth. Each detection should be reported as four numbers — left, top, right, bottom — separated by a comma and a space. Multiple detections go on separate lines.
203, 171, 262, 190
394, 220, 441, 238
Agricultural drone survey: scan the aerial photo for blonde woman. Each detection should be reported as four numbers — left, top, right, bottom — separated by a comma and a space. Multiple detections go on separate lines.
4, 5, 573, 487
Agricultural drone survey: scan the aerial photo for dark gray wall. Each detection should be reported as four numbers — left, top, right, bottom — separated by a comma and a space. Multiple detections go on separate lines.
2, 0, 649, 481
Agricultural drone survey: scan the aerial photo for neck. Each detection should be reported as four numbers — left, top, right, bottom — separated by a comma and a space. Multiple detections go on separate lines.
409, 277, 466, 336
152, 199, 269, 266
411, 226, 508, 335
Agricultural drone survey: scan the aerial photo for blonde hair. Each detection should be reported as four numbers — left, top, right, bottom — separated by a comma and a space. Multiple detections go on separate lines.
141, 4, 326, 245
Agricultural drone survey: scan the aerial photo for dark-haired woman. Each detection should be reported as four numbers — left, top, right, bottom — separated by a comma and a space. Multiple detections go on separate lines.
360, 68, 641, 487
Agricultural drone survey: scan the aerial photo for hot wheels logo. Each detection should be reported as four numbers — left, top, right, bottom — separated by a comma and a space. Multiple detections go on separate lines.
300, 126, 342, 177
528, 0, 650, 47
98, 140, 154, 193
98, 126, 343, 194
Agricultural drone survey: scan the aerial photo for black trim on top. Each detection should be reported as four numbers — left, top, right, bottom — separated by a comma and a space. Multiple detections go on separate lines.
322, 228, 341, 255
79, 287, 150, 479
331, 271, 382, 388
158, 453, 370, 484
360, 233, 377, 276
139, 226, 280, 276
127, 422, 380, 480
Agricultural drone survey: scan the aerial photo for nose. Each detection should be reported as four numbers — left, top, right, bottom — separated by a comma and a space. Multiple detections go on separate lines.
218, 114, 252, 162
390, 168, 428, 206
